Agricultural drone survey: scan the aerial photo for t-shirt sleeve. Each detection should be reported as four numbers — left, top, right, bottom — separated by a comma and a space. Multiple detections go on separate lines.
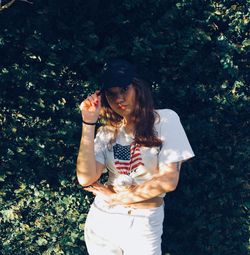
158, 110, 195, 169
94, 128, 106, 165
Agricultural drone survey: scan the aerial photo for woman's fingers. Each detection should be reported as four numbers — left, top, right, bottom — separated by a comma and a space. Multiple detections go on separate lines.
79, 91, 101, 123
80, 91, 101, 110
92, 91, 101, 106
83, 182, 115, 196
80, 98, 96, 112
84, 186, 95, 192
86, 94, 96, 106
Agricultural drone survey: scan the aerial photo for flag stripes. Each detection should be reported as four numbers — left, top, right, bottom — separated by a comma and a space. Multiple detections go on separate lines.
113, 142, 144, 174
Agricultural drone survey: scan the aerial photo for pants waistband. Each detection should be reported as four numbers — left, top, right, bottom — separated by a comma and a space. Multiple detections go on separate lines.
93, 196, 164, 216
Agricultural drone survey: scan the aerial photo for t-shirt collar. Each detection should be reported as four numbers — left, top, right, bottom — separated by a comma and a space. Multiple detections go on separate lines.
120, 125, 134, 139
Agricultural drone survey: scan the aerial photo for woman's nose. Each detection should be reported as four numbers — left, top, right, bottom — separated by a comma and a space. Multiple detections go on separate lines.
114, 92, 125, 103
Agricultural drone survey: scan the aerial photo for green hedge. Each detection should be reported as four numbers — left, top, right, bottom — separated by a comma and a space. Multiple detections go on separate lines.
0, 0, 249, 254
0, 178, 91, 254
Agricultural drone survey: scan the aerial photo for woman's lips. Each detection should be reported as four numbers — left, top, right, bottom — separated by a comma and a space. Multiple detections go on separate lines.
118, 104, 127, 110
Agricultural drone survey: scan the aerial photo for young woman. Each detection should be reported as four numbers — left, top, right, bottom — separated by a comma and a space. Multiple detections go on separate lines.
76, 59, 195, 255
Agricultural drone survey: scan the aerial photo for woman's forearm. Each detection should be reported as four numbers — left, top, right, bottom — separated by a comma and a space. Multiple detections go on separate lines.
111, 171, 180, 205
76, 124, 100, 186
83, 163, 181, 204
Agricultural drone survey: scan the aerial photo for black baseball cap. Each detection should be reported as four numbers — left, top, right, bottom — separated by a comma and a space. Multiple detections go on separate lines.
99, 59, 137, 91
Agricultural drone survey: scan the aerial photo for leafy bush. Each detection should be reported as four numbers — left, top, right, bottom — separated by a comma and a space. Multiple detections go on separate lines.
0, 177, 92, 254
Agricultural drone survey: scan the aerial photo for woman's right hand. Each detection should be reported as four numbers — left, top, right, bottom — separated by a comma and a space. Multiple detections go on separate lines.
79, 91, 101, 123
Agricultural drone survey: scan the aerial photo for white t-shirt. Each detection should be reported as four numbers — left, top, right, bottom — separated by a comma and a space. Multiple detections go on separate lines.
94, 109, 195, 196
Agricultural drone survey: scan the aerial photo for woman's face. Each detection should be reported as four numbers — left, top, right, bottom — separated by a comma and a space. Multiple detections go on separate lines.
105, 84, 136, 118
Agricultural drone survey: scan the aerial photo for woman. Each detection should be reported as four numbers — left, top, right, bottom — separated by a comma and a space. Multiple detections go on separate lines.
77, 59, 195, 255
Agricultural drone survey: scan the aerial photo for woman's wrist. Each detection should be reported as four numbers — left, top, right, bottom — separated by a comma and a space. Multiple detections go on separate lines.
82, 119, 97, 125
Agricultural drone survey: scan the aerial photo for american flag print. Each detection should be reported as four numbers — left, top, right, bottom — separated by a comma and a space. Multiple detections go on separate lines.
113, 142, 144, 175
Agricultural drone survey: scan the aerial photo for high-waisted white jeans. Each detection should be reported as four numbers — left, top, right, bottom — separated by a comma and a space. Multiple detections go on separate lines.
84, 196, 164, 255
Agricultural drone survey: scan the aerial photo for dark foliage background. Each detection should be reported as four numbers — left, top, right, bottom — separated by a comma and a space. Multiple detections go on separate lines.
0, 0, 249, 254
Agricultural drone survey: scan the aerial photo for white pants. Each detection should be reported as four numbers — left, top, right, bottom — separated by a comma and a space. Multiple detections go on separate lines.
84, 196, 164, 255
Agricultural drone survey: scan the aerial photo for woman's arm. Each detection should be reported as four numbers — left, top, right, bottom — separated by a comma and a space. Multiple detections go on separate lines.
85, 162, 182, 205
110, 162, 181, 205
76, 91, 105, 187
76, 124, 105, 186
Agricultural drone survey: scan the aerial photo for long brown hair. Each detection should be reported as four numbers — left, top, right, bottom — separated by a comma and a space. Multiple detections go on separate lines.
100, 78, 162, 147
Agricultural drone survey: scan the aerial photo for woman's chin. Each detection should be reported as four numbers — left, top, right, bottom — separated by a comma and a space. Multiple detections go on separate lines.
114, 108, 131, 117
